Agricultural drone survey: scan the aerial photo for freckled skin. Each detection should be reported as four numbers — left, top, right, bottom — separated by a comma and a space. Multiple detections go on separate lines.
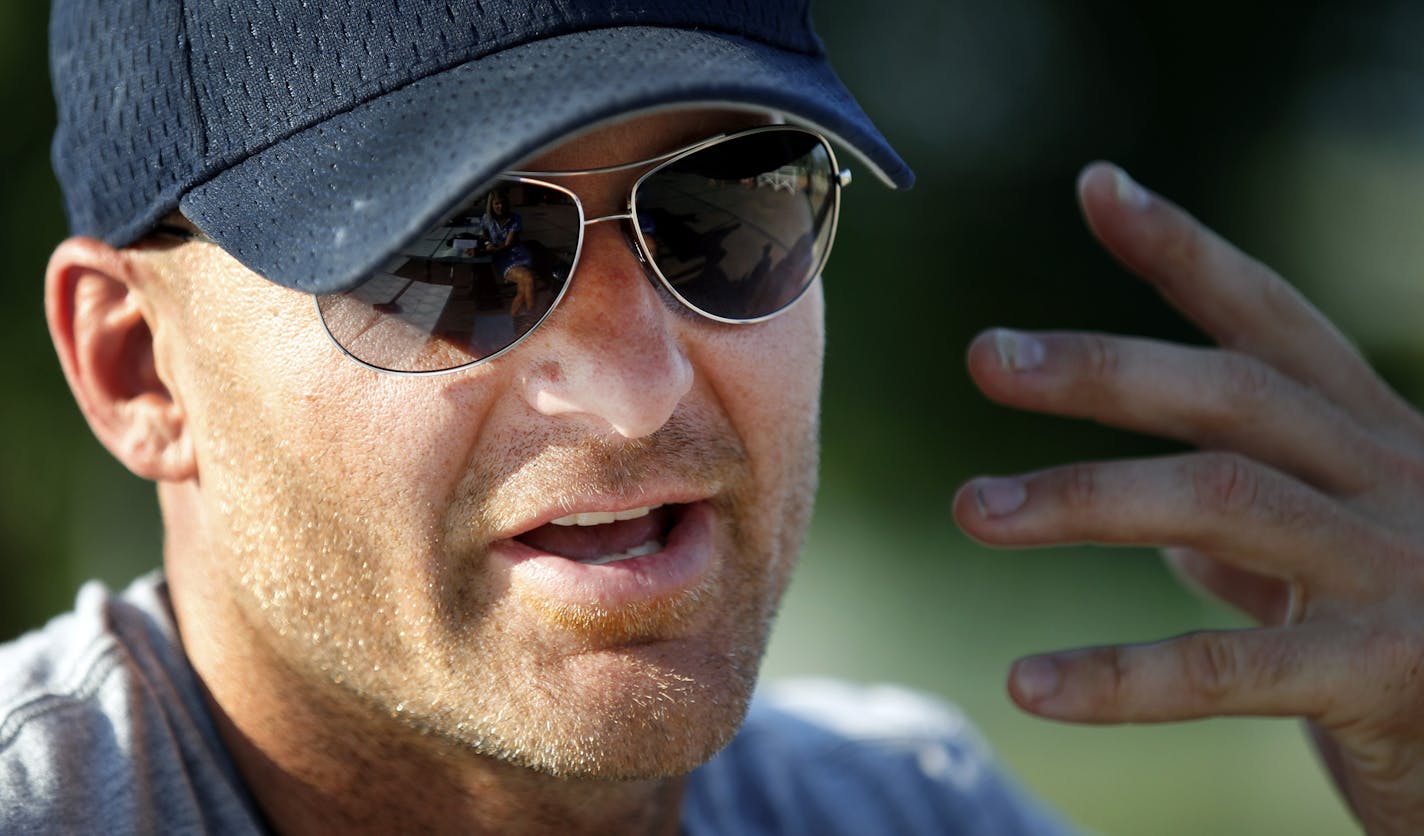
144, 109, 826, 829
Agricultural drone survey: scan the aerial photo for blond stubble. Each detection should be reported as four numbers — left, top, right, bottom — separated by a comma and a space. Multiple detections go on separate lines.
154, 243, 820, 780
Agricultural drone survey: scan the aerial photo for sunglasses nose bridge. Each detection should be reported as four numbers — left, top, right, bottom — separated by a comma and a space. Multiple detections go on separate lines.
583, 212, 634, 225
578, 212, 658, 281
522, 215, 694, 438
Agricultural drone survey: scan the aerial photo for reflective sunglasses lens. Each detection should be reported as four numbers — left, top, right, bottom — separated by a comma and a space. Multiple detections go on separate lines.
317, 180, 580, 373
634, 129, 837, 321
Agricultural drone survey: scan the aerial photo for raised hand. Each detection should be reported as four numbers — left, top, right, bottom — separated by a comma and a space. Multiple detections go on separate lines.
954, 162, 1424, 835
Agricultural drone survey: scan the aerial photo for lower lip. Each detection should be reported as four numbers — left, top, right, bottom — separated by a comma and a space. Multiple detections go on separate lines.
491, 502, 715, 608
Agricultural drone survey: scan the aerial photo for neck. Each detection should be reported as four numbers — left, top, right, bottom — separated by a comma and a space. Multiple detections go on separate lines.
206, 688, 687, 836
160, 483, 687, 836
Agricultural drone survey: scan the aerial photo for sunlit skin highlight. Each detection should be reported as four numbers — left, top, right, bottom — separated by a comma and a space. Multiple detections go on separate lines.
124, 108, 825, 834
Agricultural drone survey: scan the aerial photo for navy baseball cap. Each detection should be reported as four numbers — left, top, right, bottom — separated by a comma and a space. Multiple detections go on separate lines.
50, 0, 912, 294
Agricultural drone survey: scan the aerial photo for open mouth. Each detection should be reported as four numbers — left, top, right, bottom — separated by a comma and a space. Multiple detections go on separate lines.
514, 504, 681, 566
495, 501, 714, 611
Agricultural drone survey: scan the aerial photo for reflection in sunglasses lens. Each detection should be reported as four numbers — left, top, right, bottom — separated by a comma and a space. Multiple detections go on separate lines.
318, 128, 838, 374
635, 130, 834, 321
318, 180, 580, 373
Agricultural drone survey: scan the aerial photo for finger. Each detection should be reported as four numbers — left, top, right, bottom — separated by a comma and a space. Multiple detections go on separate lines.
1007, 624, 1341, 724
1162, 546, 1291, 626
954, 452, 1387, 599
1078, 162, 1422, 437
967, 328, 1387, 495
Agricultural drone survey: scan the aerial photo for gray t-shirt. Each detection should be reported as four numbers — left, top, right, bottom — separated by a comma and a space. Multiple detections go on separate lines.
0, 575, 1069, 834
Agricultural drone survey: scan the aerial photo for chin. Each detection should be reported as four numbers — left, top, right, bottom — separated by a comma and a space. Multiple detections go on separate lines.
424, 638, 764, 781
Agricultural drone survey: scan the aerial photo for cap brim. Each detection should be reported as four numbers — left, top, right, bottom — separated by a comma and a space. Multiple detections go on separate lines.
180, 26, 912, 294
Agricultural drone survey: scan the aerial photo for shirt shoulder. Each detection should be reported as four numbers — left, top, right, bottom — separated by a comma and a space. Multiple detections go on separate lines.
0, 575, 265, 835
683, 678, 1076, 836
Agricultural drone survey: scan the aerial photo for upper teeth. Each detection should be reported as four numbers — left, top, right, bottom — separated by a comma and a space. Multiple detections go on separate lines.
550, 505, 658, 527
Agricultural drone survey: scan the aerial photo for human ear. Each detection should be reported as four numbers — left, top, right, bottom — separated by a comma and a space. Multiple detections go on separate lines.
45, 237, 195, 482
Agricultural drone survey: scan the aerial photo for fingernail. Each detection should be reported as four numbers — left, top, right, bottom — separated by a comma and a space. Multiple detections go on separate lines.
994, 329, 1044, 372
1014, 656, 1062, 703
974, 477, 1027, 517
1112, 165, 1151, 211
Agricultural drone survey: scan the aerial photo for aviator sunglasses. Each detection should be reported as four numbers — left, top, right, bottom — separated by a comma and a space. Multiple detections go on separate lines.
160, 126, 848, 374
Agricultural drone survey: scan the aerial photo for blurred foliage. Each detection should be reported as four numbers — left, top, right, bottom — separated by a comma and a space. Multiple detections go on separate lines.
5, 1, 1423, 833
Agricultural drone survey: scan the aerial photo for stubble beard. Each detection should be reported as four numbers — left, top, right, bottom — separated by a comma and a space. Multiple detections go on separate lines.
212, 400, 819, 781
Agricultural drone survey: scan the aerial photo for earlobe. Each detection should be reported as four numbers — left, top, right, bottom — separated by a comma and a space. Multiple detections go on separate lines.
45, 237, 195, 482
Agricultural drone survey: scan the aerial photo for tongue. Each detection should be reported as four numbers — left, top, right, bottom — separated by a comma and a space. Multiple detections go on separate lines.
516, 507, 672, 561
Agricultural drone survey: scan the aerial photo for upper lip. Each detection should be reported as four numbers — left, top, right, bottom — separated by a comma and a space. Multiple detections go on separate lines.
492, 484, 720, 541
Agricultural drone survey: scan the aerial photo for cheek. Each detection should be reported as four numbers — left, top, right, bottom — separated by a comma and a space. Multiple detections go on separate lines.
173, 267, 503, 541
706, 283, 824, 442
693, 284, 824, 505
711, 287, 825, 605
271, 371, 509, 552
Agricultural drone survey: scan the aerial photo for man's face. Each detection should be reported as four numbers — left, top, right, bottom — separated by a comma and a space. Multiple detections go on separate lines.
158, 109, 825, 779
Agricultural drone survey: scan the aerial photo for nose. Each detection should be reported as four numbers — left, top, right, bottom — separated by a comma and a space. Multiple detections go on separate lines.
519, 221, 694, 439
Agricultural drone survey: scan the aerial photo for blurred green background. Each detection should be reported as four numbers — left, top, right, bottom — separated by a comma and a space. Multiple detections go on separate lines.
6, 1, 1423, 833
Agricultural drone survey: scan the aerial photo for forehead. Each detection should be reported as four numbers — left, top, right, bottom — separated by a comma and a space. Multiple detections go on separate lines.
520, 107, 776, 172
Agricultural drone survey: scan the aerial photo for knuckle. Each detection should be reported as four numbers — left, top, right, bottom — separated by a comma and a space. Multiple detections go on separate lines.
1179, 632, 1243, 703
1104, 646, 1132, 708
1080, 645, 1134, 712
1061, 463, 1100, 512
1215, 352, 1276, 411
1157, 214, 1206, 277
1187, 453, 1260, 518
1082, 333, 1121, 385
